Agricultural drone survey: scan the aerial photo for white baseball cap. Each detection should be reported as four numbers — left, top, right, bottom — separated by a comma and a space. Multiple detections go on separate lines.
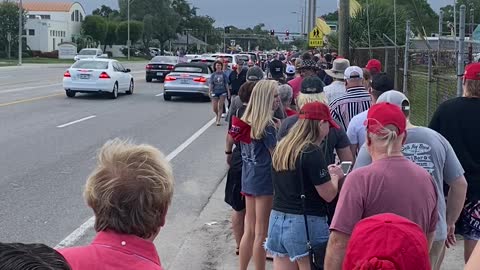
344, 66, 364, 80
377, 90, 411, 112
286, 65, 296, 74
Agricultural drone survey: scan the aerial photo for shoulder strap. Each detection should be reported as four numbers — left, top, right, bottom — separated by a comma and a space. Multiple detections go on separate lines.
298, 153, 313, 247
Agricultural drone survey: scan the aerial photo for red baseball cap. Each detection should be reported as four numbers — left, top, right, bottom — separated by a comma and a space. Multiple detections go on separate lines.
366, 59, 382, 73
365, 102, 406, 135
464, 63, 480, 81
299, 102, 340, 129
343, 213, 431, 270
228, 116, 251, 144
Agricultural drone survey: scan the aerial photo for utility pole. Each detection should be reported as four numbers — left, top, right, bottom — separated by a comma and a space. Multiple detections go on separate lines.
457, 5, 466, 97
339, 0, 350, 58
18, 0, 23, 66
127, 0, 130, 60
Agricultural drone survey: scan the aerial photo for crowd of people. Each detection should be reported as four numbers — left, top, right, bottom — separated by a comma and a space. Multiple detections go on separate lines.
1, 52, 480, 270
224, 51, 480, 270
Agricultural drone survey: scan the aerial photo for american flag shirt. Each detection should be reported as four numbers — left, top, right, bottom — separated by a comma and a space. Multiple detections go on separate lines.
329, 87, 372, 131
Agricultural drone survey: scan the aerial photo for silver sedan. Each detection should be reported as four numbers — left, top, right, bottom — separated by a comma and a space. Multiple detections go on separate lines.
163, 63, 213, 101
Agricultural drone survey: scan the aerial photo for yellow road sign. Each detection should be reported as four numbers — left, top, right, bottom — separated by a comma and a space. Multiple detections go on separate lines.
309, 26, 324, 47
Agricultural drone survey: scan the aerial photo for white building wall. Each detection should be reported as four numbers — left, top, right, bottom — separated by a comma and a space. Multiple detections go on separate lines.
24, 2, 86, 52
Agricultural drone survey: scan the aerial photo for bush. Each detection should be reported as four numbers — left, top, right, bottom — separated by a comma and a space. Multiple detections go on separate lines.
40, 50, 59, 58
31, 50, 42, 57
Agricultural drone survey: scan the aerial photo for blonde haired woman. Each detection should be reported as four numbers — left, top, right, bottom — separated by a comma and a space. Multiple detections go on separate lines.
239, 80, 280, 270
265, 102, 344, 270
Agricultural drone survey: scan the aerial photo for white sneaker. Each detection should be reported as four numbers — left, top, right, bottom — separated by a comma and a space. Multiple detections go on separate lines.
221, 113, 227, 118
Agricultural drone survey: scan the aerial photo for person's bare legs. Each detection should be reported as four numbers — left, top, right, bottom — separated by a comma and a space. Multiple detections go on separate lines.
273, 256, 298, 270
253, 195, 273, 270
212, 98, 219, 123
297, 256, 312, 270
239, 196, 256, 270
232, 209, 246, 253
429, 240, 446, 270
465, 239, 478, 263
217, 95, 226, 125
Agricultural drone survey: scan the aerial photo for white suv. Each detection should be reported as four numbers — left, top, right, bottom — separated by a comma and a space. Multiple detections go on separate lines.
74, 48, 108, 61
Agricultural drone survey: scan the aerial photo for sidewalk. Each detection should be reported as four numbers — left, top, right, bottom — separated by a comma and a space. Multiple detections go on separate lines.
166, 177, 465, 270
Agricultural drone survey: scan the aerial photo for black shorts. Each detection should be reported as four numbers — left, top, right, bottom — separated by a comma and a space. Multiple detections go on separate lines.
457, 198, 480, 241
224, 150, 245, 211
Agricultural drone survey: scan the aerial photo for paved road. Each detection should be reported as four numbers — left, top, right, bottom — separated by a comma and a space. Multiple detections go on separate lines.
0, 62, 228, 268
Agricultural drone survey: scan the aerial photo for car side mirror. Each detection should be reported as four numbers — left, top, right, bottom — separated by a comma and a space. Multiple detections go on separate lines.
125, 68, 131, 73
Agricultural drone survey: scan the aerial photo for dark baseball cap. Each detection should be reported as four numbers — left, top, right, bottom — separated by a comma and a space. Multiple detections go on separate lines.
301, 76, 325, 94
269, 60, 284, 77
371, 73, 394, 93
246, 66, 264, 81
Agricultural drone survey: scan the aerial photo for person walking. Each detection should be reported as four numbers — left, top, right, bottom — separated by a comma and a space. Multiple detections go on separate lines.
324, 103, 438, 270
265, 102, 344, 270
278, 84, 296, 117
209, 60, 230, 126
354, 91, 468, 270
229, 60, 247, 103
225, 82, 256, 257
329, 66, 371, 131
237, 80, 281, 270
324, 59, 350, 103
429, 63, 480, 264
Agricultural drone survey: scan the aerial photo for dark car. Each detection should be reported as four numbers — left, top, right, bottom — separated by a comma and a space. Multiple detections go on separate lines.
145, 56, 179, 82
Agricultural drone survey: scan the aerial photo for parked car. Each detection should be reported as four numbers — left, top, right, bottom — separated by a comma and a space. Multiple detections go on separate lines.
63, 59, 134, 99
145, 56, 179, 82
74, 48, 108, 61
163, 63, 213, 101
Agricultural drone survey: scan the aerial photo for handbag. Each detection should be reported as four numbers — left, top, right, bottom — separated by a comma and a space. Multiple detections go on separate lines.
298, 153, 327, 270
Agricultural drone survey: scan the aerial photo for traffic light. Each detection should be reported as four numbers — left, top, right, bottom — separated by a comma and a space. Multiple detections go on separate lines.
286, 30, 290, 37
270, 29, 275, 36
225, 27, 231, 34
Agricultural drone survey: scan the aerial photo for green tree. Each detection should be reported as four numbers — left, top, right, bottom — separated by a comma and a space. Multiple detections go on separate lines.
82, 15, 108, 44
171, 0, 196, 33
116, 20, 144, 45
0, 1, 27, 57
358, 0, 437, 36
103, 21, 118, 51
321, 10, 339, 21
350, 1, 407, 47
441, 1, 480, 35
92, 5, 120, 20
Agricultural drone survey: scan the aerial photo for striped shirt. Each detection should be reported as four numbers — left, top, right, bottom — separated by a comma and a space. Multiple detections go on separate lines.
329, 87, 371, 131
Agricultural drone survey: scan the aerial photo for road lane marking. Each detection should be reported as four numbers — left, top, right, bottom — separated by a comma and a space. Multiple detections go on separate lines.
0, 83, 62, 94
55, 116, 216, 249
155, 93, 164, 96
0, 93, 63, 107
57, 115, 97, 128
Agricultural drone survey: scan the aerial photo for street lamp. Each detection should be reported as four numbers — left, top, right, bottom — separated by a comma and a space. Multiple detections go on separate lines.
291, 11, 303, 35
127, 0, 136, 60
18, 0, 23, 65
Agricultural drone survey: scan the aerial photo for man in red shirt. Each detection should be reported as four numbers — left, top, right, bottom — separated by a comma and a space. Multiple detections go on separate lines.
324, 103, 438, 270
59, 139, 174, 270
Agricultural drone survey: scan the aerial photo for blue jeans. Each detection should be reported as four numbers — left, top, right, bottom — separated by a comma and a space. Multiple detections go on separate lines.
264, 210, 329, 262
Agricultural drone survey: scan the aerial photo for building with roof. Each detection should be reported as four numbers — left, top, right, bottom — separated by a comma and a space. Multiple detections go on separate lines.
23, 2, 86, 52
170, 33, 208, 53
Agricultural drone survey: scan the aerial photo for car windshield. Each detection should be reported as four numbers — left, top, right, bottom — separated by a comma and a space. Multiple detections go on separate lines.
236, 55, 249, 62
78, 49, 97, 55
174, 66, 205, 73
152, 56, 178, 64
72, 61, 108, 69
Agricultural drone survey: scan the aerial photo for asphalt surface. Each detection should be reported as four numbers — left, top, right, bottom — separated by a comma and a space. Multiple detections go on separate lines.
0, 62, 228, 268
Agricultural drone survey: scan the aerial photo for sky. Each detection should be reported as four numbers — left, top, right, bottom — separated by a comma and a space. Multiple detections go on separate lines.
28, 0, 454, 33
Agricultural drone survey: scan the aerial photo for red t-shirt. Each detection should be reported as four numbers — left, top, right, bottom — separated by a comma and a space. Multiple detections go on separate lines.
288, 76, 303, 99
285, 107, 298, 117
331, 156, 438, 235
59, 230, 163, 270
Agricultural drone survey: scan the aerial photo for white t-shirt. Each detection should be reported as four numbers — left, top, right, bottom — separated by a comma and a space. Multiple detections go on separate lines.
347, 109, 368, 147
324, 81, 346, 104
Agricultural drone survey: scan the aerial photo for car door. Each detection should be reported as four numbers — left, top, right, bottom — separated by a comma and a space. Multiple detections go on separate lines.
112, 62, 127, 90
117, 63, 131, 90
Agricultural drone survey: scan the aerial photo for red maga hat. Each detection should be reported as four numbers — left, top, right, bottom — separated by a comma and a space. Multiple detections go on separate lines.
299, 102, 339, 129
343, 213, 430, 270
229, 116, 251, 144
365, 102, 406, 136
366, 59, 382, 73
464, 63, 480, 81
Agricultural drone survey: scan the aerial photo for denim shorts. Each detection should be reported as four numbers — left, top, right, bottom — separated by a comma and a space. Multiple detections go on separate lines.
264, 210, 329, 262
458, 200, 480, 241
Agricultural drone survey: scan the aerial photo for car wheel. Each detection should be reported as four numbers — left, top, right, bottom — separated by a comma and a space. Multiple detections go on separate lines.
146, 76, 152, 82
111, 83, 118, 99
126, 80, 134, 95
163, 94, 172, 101
66, 90, 76, 98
